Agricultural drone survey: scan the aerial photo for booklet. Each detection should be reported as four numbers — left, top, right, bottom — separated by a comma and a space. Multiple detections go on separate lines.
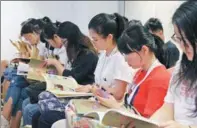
84, 109, 159, 128
43, 74, 93, 98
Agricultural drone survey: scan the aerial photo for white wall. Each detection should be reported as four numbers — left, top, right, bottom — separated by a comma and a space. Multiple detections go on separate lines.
125, 1, 184, 42
1, 1, 119, 60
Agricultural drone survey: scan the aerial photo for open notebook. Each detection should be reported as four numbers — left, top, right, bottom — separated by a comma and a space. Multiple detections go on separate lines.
43, 74, 93, 98
71, 99, 109, 115
83, 109, 159, 128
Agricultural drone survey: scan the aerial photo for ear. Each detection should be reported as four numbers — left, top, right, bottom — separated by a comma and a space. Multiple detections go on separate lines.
53, 34, 58, 39
141, 45, 149, 55
106, 34, 113, 41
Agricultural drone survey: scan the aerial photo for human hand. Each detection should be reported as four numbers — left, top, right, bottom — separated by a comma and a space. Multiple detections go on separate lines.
159, 120, 189, 128
75, 85, 92, 93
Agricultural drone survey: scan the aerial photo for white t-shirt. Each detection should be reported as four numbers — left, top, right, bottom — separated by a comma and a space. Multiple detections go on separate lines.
37, 42, 48, 57
53, 46, 68, 66
94, 47, 133, 87
164, 63, 197, 125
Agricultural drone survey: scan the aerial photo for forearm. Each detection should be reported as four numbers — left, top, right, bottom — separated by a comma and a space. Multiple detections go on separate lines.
150, 104, 174, 123
54, 61, 65, 75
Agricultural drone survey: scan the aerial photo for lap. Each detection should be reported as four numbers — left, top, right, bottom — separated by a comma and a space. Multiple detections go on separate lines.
51, 119, 66, 128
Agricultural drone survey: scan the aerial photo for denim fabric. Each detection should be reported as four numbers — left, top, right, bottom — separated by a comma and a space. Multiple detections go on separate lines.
5, 76, 29, 116
22, 98, 40, 126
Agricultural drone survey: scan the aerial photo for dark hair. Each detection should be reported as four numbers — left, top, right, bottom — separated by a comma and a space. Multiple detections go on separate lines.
117, 24, 165, 65
128, 19, 142, 27
162, 41, 180, 69
88, 13, 126, 41
172, 1, 197, 115
20, 17, 54, 50
57, 21, 96, 62
144, 18, 163, 32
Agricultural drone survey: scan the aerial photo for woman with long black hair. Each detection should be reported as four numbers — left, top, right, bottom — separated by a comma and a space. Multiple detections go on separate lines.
150, 1, 197, 128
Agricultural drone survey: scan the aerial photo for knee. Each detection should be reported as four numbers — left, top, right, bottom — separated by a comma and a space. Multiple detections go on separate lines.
51, 120, 66, 128
38, 91, 52, 100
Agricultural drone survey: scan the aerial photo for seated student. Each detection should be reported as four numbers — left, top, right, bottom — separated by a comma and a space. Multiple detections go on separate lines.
96, 24, 171, 117
144, 17, 165, 41
149, 1, 197, 127
76, 13, 133, 100
162, 41, 180, 73
0, 18, 48, 128
31, 21, 98, 128
42, 13, 133, 128
21, 18, 69, 126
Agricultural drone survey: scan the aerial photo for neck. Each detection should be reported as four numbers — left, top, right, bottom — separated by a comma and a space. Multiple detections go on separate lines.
142, 53, 156, 71
106, 44, 116, 56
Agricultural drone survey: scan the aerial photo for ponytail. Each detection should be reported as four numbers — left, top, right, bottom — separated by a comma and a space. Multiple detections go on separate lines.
152, 34, 165, 66
42, 16, 52, 24
88, 13, 126, 42
113, 13, 127, 39
55, 21, 61, 27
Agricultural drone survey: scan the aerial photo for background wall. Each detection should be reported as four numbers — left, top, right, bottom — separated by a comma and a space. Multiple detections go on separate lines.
1, 1, 185, 60
1, 1, 120, 60
125, 1, 184, 42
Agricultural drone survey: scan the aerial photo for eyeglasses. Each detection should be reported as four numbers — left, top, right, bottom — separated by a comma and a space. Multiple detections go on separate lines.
61, 38, 68, 46
171, 34, 187, 44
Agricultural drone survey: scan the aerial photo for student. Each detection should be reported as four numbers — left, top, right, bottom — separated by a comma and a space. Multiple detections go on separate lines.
1, 18, 48, 128
32, 21, 98, 128
51, 13, 133, 128
150, 1, 197, 127
144, 17, 180, 71
144, 18, 165, 41
76, 13, 133, 100
22, 18, 69, 126
95, 24, 171, 118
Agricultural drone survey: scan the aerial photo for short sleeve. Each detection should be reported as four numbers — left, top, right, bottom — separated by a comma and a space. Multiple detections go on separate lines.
164, 77, 175, 103
164, 62, 181, 103
54, 47, 68, 66
113, 54, 134, 83
37, 43, 48, 57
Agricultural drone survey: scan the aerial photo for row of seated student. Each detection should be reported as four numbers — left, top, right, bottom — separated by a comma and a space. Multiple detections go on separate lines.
1, 1, 196, 128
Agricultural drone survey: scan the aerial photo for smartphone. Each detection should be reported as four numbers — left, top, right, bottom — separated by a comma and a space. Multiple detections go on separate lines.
96, 88, 110, 98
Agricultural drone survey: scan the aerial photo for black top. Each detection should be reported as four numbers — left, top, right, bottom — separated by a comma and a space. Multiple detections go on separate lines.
62, 49, 98, 85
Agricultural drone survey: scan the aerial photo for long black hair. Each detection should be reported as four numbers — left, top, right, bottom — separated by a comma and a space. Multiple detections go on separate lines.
88, 13, 127, 42
117, 24, 165, 66
57, 21, 96, 63
20, 17, 54, 50
172, 1, 197, 115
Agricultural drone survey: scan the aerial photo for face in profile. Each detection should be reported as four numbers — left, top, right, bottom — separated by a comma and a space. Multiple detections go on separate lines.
89, 29, 112, 51
45, 34, 62, 48
173, 24, 194, 61
22, 32, 39, 45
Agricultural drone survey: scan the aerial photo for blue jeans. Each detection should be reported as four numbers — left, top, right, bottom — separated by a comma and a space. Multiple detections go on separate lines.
3, 67, 17, 81
5, 76, 29, 116
22, 98, 39, 126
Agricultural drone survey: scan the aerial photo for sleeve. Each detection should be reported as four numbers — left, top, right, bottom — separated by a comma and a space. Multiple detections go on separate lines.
58, 51, 68, 66
164, 77, 175, 104
113, 55, 134, 83
37, 43, 48, 57
62, 51, 98, 84
144, 80, 168, 117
